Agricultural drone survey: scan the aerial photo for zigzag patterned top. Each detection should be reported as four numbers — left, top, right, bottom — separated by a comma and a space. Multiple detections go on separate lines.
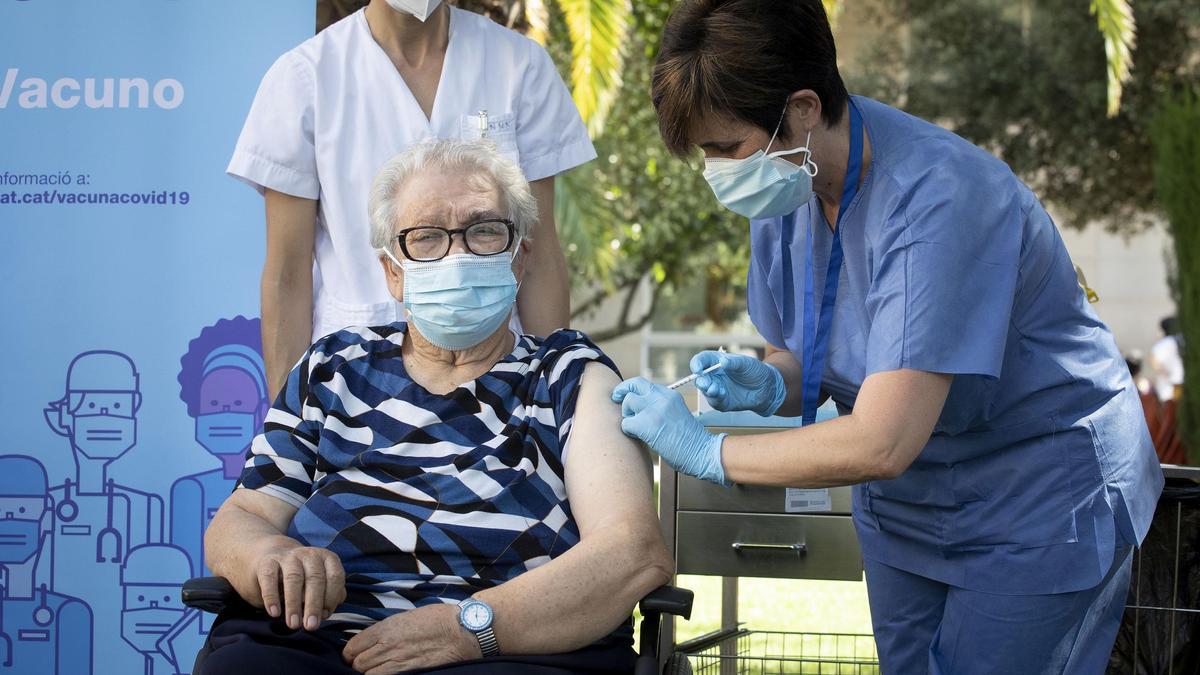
237, 324, 619, 627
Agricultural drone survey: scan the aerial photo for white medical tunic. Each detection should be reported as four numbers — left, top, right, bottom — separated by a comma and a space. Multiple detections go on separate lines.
228, 7, 596, 339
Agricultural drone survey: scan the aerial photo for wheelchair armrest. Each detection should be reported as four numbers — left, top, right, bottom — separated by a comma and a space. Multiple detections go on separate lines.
182, 576, 257, 616
639, 585, 694, 621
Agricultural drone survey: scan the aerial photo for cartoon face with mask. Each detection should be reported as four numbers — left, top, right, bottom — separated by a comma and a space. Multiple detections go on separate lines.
44, 351, 142, 461
0, 457, 52, 568
193, 345, 268, 457
120, 545, 191, 657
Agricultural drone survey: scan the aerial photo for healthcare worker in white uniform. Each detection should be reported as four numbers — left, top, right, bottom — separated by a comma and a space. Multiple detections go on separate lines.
229, 0, 595, 394
612, 2, 1164, 673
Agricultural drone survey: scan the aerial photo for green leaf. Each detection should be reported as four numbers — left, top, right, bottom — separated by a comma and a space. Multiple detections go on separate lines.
557, 0, 631, 136
526, 0, 550, 46
823, 0, 843, 26
1090, 0, 1137, 117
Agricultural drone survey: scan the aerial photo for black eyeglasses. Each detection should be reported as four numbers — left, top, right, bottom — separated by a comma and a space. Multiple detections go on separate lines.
395, 219, 516, 262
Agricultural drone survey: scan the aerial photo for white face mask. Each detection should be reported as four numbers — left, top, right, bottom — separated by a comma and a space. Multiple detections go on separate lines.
385, 0, 444, 22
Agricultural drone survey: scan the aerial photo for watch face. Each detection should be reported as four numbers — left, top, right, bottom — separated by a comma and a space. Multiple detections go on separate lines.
461, 600, 492, 631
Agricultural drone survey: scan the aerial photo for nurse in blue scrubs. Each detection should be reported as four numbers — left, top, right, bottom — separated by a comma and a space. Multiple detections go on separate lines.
612, 1, 1164, 672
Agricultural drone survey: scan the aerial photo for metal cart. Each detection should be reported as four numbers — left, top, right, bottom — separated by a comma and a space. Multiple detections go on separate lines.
675, 629, 879, 674
658, 413, 1198, 675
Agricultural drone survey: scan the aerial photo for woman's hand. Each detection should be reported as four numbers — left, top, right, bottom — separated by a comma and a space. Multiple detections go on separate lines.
342, 604, 479, 674
690, 351, 786, 416
612, 377, 729, 485
252, 543, 346, 632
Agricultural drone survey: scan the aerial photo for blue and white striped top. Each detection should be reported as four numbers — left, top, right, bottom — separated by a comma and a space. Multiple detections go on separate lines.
236, 324, 618, 627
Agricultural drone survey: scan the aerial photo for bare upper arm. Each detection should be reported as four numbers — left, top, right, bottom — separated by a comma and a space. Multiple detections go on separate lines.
851, 369, 953, 477
562, 363, 658, 539
264, 189, 317, 264
218, 487, 300, 535
530, 177, 555, 230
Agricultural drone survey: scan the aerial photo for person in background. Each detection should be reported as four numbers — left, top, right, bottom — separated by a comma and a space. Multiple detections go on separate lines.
1150, 315, 1184, 403
1126, 352, 1162, 444
229, 0, 594, 396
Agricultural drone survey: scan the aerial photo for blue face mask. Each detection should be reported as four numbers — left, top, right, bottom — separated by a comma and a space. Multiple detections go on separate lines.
398, 246, 520, 351
195, 411, 257, 456
71, 413, 137, 459
702, 107, 818, 220
0, 518, 40, 564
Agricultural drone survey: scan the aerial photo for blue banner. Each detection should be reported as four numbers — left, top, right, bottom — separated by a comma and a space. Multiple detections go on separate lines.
0, 1, 312, 672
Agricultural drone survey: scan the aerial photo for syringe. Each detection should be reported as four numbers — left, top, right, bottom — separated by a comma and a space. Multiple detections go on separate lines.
667, 347, 727, 390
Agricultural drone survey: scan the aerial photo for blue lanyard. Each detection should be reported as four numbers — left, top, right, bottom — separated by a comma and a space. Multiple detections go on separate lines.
790, 102, 864, 424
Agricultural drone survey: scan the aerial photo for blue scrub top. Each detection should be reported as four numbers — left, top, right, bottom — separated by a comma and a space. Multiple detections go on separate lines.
747, 96, 1163, 595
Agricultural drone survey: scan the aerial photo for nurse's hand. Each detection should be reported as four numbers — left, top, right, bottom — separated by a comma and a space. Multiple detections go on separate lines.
612, 377, 729, 485
690, 351, 786, 417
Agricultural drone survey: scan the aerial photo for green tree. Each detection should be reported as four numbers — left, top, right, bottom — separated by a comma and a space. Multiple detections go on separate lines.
852, 0, 1199, 233
455, 0, 1154, 339
1150, 91, 1200, 461
554, 0, 748, 340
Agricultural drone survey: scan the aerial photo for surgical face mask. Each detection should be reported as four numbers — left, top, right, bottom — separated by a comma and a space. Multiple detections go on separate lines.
195, 411, 257, 456
392, 244, 520, 351
386, 0, 443, 21
703, 107, 818, 220
0, 518, 41, 564
122, 606, 185, 654
71, 414, 137, 459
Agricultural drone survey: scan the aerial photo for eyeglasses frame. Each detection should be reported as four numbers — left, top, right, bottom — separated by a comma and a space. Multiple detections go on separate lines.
393, 218, 517, 262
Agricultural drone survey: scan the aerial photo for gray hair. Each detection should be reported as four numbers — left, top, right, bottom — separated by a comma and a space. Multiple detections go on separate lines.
368, 139, 538, 251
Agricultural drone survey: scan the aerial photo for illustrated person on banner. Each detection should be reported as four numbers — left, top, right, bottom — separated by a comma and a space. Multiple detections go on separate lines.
228, 0, 596, 396
119, 544, 200, 675
170, 317, 269, 578
0, 455, 93, 675
42, 350, 164, 674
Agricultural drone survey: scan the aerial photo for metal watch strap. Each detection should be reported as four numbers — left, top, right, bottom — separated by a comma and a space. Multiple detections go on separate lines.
475, 625, 500, 657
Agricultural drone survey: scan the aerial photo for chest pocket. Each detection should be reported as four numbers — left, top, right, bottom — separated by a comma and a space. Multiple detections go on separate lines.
459, 112, 520, 165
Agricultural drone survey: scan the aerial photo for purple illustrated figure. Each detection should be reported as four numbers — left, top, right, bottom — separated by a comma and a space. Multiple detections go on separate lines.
120, 544, 198, 675
170, 317, 267, 577
0, 455, 92, 674
42, 350, 165, 675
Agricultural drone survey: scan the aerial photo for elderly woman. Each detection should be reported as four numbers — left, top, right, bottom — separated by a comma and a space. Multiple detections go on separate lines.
200, 140, 674, 675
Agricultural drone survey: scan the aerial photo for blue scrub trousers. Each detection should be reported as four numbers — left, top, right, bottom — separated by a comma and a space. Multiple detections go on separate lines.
864, 546, 1132, 674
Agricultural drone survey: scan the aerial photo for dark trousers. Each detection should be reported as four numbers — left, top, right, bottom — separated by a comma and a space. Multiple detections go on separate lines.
194, 614, 636, 675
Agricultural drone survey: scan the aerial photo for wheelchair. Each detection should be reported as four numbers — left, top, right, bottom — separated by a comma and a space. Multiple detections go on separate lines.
182, 576, 693, 675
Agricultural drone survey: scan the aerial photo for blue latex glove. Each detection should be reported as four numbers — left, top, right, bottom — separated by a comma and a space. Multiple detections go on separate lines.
690, 351, 786, 416
611, 377, 729, 485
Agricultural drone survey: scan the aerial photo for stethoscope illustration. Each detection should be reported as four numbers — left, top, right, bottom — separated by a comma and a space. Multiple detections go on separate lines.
0, 584, 55, 667
55, 477, 125, 563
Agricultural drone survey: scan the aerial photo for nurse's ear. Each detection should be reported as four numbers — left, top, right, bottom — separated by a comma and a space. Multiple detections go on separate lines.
780, 89, 824, 146
379, 249, 406, 303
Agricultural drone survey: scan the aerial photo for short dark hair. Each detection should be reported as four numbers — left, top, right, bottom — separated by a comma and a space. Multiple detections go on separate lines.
1162, 316, 1180, 335
652, 0, 849, 157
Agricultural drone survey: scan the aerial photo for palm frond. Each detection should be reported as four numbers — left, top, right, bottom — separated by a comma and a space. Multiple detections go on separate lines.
557, 0, 631, 136
1090, 0, 1137, 117
525, 0, 550, 46
823, 0, 843, 26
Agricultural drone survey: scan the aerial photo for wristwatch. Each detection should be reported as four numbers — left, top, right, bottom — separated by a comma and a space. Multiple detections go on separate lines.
458, 598, 499, 657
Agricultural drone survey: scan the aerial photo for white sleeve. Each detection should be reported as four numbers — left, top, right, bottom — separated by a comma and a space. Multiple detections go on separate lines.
515, 42, 597, 182
226, 52, 321, 199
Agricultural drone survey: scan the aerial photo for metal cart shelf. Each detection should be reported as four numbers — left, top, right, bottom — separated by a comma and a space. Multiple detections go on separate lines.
676, 629, 879, 675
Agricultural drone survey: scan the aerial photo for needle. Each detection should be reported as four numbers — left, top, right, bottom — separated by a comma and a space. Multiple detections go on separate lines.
667, 347, 727, 390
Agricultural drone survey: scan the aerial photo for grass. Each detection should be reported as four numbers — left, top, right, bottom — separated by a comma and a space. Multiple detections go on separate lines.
671, 574, 876, 642
668, 575, 879, 673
